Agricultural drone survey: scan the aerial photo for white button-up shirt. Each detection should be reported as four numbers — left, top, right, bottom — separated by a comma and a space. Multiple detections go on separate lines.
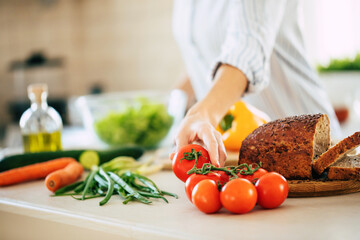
172, 0, 342, 139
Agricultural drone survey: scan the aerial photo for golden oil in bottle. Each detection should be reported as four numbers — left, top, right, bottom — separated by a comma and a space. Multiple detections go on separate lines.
22, 131, 62, 152
20, 84, 63, 153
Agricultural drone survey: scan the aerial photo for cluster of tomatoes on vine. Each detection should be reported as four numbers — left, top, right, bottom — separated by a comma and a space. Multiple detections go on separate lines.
172, 144, 289, 214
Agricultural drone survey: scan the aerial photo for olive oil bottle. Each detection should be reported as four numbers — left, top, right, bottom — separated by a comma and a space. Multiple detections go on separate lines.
20, 84, 63, 153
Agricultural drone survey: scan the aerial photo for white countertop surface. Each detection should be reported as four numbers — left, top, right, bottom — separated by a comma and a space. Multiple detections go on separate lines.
1, 170, 360, 240
1, 126, 360, 240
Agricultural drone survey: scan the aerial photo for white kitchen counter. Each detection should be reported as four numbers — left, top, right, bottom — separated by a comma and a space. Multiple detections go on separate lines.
1, 126, 360, 240
1, 170, 360, 240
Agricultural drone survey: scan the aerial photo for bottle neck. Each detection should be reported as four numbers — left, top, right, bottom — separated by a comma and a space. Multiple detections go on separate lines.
31, 100, 48, 111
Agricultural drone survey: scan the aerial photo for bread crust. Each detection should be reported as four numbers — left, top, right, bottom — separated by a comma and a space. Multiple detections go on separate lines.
328, 167, 360, 180
313, 132, 360, 175
239, 114, 328, 179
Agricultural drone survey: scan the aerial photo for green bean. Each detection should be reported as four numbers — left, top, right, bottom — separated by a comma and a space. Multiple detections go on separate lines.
73, 182, 86, 193
160, 190, 178, 199
54, 181, 84, 195
98, 168, 115, 206
128, 181, 151, 192
137, 191, 168, 203
82, 166, 99, 200
94, 174, 108, 188
127, 173, 178, 199
51, 163, 177, 206
123, 197, 133, 204
95, 173, 123, 199
117, 186, 134, 200
72, 194, 105, 200
129, 172, 161, 194
95, 173, 125, 200
51, 193, 81, 197
122, 172, 176, 202
73, 173, 92, 193
108, 172, 151, 204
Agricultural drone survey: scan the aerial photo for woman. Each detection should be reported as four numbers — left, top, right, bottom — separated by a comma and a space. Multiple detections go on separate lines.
172, 0, 341, 167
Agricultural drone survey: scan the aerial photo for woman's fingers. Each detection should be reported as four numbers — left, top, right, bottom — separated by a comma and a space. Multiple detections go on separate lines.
198, 125, 220, 167
169, 152, 175, 161
175, 126, 196, 150
173, 116, 226, 166
200, 127, 227, 167
214, 131, 227, 167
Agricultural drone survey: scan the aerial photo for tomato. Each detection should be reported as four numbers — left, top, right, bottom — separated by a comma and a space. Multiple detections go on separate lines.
212, 170, 230, 186
220, 178, 257, 214
185, 173, 220, 201
238, 168, 268, 183
185, 171, 230, 202
172, 144, 210, 182
255, 172, 289, 209
192, 179, 222, 214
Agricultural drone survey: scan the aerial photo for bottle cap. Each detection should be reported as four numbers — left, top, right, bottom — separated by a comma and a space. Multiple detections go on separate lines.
28, 83, 48, 103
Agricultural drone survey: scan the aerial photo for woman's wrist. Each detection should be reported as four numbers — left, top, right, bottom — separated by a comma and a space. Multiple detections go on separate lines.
186, 101, 222, 128
186, 64, 248, 128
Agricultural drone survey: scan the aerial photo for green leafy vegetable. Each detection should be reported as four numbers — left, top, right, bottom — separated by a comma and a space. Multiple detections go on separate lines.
54, 170, 177, 206
317, 53, 360, 72
94, 98, 173, 148
53, 158, 176, 206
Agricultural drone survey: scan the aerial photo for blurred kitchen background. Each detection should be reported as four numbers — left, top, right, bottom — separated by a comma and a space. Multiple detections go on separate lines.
0, 0, 359, 149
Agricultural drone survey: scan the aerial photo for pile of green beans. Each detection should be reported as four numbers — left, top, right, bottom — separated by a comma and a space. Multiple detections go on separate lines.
53, 166, 177, 206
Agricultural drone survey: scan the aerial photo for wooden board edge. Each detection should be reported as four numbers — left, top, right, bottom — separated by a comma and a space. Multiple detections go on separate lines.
288, 187, 360, 197
288, 180, 360, 198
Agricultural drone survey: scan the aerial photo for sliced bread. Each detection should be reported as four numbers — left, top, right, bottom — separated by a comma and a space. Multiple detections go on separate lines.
312, 131, 360, 175
239, 114, 330, 179
328, 154, 360, 180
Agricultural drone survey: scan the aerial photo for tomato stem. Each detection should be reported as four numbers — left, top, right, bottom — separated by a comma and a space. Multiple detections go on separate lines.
185, 149, 202, 175
180, 148, 203, 162
188, 160, 262, 179
184, 148, 262, 181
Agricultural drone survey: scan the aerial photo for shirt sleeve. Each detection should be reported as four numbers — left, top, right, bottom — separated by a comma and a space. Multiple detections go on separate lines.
214, 0, 287, 94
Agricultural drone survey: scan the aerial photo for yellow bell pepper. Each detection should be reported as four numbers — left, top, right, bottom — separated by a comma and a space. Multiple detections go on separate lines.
217, 101, 270, 151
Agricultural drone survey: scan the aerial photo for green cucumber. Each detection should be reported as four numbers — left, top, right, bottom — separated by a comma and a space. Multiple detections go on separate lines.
79, 151, 101, 170
0, 146, 144, 172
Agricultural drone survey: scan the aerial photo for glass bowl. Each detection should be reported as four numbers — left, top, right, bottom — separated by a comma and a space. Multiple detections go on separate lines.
76, 89, 187, 149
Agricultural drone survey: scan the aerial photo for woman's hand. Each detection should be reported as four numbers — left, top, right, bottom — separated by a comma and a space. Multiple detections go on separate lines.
174, 110, 227, 167
171, 64, 249, 167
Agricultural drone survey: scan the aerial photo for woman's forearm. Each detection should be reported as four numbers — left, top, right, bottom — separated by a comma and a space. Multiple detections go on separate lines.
188, 64, 248, 126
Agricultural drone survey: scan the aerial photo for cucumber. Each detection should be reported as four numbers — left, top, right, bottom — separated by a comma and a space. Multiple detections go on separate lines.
0, 146, 144, 172
79, 151, 100, 170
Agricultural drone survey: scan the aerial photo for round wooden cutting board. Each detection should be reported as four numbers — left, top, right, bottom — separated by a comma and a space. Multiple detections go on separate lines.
288, 180, 360, 197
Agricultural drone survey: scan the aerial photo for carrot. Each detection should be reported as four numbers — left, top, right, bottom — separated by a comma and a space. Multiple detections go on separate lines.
45, 161, 84, 192
0, 157, 76, 186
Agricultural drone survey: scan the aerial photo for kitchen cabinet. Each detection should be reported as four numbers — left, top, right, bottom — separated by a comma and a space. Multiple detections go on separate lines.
1, 170, 360, 240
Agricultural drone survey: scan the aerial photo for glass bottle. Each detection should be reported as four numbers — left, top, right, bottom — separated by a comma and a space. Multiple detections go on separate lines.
20, 83, 63, 152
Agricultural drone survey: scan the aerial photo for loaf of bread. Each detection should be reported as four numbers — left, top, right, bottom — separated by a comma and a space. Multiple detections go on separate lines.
239, 114, 330, 179
327, 154, 360, 180
313, 131, 360, 175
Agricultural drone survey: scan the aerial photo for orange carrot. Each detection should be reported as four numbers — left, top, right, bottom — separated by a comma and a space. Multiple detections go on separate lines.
45, 161, 84, 192
0, 157, 76, 186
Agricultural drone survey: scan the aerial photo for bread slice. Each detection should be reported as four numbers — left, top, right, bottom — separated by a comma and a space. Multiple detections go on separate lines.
312, 131, 360, 175
328, 154, 360, 180
239, 114, 330, 179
